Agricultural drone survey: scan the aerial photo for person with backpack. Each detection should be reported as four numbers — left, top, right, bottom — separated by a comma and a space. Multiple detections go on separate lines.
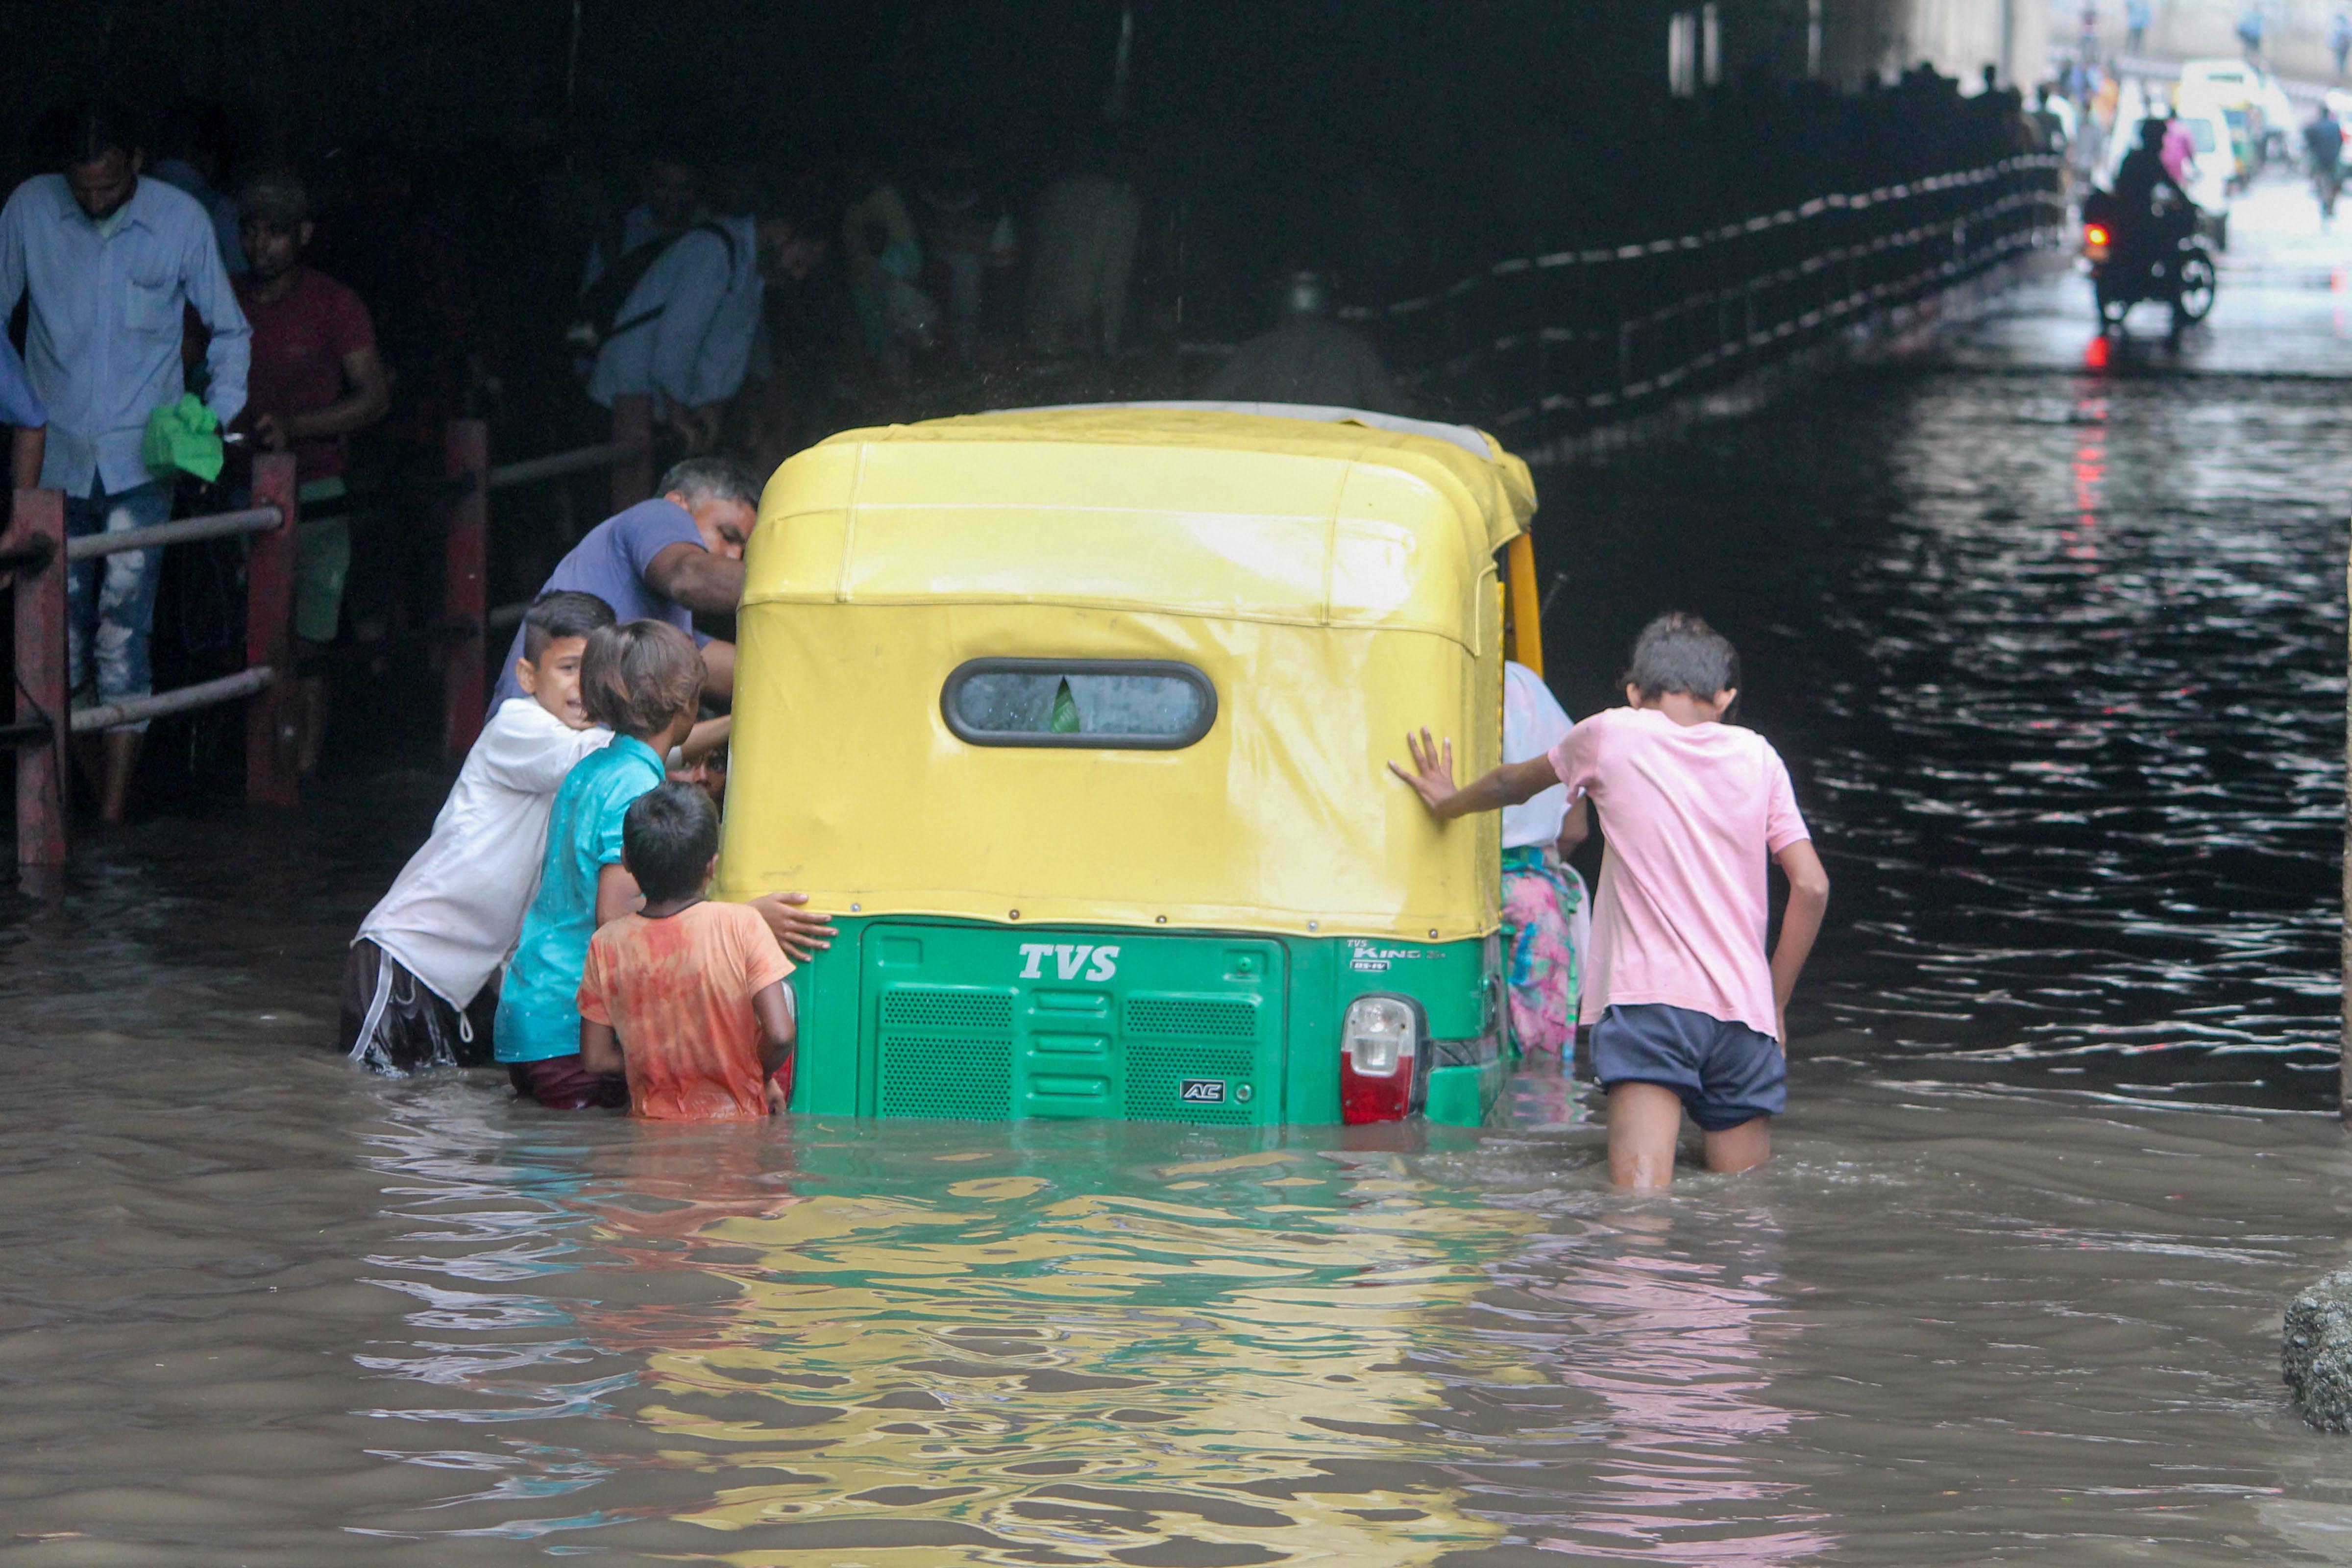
571, 155, 752, 454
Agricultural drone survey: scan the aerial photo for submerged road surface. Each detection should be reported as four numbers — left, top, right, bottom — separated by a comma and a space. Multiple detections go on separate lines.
5, 180, 2352, 1565
1551, 176, 2352, 1109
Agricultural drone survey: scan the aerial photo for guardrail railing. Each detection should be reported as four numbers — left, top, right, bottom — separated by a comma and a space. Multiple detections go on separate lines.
4, 452, 301, 868
0, 397, 658, 864
1318, 153, 2067, 452
439, 396, 653, 757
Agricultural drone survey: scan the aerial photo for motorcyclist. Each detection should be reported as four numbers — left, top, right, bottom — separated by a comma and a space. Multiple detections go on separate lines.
2115, 118, 2186, 211
1201, 270, 1407, 414
2110, 116, 2196, 264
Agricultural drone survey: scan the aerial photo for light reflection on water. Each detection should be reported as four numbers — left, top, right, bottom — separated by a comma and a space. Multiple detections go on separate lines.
6, 767, 2352, 1565
351, 1108, 1547, 1562
1548, 370, 2352, 1108
1505, 1220, 1830, 1565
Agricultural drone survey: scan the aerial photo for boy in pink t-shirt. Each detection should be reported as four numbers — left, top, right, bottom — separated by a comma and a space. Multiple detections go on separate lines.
1390, 613, 1830, 1187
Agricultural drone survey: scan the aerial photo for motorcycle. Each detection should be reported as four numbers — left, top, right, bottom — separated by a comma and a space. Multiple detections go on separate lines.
2081, 187, 2218, 334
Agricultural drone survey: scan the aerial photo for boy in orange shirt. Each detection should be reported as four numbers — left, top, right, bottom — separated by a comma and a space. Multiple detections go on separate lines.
577, 782, 797, 1119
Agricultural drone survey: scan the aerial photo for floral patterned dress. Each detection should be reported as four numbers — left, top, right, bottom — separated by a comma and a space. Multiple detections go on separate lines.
1501, 845, 1584, 1057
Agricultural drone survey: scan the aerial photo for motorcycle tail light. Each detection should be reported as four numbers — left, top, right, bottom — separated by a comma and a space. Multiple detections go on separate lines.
1341, 996, 1419, 1124
2083, 223, 2110, 261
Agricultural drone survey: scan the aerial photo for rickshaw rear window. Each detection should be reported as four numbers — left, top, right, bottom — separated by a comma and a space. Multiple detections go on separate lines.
943, 660, 1216, 749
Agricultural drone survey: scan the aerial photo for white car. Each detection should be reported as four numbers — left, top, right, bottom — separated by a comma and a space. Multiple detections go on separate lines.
2177, 58, 2297, 165
2178, 58, 2255, 106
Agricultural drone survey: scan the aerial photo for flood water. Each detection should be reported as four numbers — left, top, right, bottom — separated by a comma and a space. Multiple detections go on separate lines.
7, 186, 2352, 1564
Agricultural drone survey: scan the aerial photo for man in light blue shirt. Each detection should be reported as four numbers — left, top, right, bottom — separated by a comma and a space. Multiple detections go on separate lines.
578, 156, 703, 292
0, 333, 47, 491
683, 208, 762, 413
0, 100, 250, 821
584, 220, 747, 448
578, 155, 758, 454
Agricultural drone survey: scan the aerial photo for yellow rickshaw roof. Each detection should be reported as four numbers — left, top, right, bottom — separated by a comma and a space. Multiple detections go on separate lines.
744, 403, 1537, 646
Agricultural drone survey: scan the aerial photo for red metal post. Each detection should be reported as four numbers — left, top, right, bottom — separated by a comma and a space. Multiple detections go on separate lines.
11, 488, 65, 868
442, 419, 490, 758
610, 395, 653, 512
245, 452, 301, 807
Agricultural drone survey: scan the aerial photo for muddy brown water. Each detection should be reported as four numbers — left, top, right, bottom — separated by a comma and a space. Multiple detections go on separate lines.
7, 243, 2352, 1562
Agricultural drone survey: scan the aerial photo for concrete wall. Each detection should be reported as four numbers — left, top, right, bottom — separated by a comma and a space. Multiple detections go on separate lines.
2055, 0, 2349, 81
0, 0, 2060, 186
1825, 0, 2055, 87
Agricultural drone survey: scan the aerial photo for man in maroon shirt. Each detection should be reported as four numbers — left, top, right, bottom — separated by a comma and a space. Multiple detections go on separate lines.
234, 170, 389, 775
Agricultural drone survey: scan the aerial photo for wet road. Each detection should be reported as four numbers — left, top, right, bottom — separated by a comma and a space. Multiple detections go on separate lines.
1549, 176, 2352, 1109
6, 180, 2352, 1565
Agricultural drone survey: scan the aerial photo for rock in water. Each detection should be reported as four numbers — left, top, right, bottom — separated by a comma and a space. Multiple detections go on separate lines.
2283, 1267, 2352, 1431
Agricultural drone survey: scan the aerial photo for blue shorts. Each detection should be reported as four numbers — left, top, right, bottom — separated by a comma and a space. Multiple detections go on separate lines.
1589, 1003, 1785, 1131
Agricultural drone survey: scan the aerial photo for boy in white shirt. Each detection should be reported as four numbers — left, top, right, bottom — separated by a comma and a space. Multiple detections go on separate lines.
341, 591, 619, 1074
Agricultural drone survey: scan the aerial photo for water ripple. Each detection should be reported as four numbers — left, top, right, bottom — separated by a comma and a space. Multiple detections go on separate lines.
1552, 371, 2352, 1106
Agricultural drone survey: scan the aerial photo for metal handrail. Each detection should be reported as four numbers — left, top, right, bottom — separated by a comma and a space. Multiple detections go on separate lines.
487, 440, 643, 492
478, 431, 657, 635
65, 506, 282, 562
1335, 156, 2059, 436
68, 666, 275, 734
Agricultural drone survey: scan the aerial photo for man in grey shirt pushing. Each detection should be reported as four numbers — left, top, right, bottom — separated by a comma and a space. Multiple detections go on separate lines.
487, 456, 757, 712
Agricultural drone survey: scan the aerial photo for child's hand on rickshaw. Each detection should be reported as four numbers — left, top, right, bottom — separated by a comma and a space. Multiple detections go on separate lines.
1388, 728, 1460, 813
752, 891, 837, 961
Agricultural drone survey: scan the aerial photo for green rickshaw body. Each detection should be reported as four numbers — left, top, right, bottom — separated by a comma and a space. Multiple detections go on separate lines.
785, 918, 1504, 1127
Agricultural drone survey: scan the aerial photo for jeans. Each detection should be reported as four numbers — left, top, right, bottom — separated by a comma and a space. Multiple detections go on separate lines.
64, 479, 170, 733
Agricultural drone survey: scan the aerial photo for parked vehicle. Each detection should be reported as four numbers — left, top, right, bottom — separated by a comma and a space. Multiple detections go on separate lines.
2176, 58, 2279, 175
2177, 59, 2259, 122
718, 403, 1547, 1127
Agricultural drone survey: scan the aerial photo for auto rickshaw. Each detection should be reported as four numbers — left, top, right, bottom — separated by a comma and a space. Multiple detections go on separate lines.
715, 402, 1544, 1127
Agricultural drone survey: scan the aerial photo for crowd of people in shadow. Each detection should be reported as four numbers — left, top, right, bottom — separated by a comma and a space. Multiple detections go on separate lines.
0, 62, 2043, 805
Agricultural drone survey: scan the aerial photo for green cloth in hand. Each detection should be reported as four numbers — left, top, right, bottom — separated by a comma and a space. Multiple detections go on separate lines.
142, 393, 225, 483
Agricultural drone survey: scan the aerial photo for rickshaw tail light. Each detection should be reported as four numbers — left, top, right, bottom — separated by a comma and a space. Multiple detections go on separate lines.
1341, 996, 1418, 1124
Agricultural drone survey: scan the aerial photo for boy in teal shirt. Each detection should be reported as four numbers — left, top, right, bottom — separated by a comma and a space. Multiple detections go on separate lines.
498, 619, 706, 1106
